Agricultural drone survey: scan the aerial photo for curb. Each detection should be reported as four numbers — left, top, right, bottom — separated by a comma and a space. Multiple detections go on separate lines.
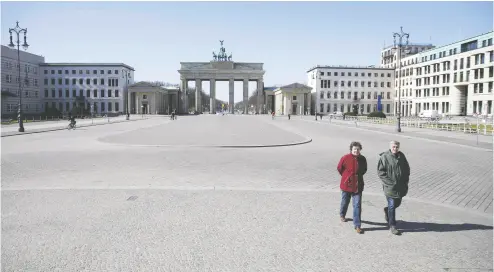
99, 137, 313, 149
1, 118, 149, 138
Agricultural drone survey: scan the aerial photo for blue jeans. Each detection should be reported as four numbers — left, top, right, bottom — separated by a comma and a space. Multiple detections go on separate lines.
386, 197, 402, 227
340, 191, 362, 228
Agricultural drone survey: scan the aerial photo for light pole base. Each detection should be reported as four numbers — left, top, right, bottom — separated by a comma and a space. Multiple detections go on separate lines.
18, 127, 24, 132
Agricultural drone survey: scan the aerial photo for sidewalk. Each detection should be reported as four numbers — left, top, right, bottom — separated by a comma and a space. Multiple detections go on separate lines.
1, 115, 149, 137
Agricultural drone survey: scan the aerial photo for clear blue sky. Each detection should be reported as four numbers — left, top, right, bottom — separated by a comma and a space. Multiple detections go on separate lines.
2, 1, 492, 102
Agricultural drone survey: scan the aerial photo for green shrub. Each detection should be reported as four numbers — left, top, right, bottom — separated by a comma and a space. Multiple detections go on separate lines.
368, 111, 386, 118
343, 112, 358, 117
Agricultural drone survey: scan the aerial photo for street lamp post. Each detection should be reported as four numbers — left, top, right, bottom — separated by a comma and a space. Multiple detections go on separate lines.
8, 21, 29, 132
393, 26, 409, 133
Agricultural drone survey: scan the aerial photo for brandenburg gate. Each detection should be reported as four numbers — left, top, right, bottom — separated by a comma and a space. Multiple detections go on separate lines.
178, 40, 265, 114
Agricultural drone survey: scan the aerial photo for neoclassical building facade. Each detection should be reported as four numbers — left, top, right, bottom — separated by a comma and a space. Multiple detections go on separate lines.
127, 82, 179, 114
177, 41, 265, 114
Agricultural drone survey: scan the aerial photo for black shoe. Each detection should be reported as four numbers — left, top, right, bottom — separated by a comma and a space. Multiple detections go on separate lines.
390, 226, 401, 235
384, 207, 389, 223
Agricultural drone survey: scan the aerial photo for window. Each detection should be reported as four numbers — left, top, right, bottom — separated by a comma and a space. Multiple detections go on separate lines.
58, 89, 62, 97
387, 92, 391, 99
108, 102, 112, 111
320, 91, 324, 99
86, 79, 91, 85
93, 90, 98, 97
368, 82, 371, 87
319, 103, 324, 112
115, 102, 119, 112
72, 79, 76, 85
108, 70, 112, 74
44, 89, 48, 97
44, 70, 48, 74
51, 70, 55, 74
93, 70, 97, 74
72, 89, 76, 97
79, 79, 83, 85
387, 82, 391, 88
101, 90, 105, 97
101, 102, 105, 112
72, 70, 76, 74
65, 89, 69, 97
101, 79, 105, 85
381, 82, 384, 87
115, 70, 119, 74
387, 73, 391, 77
93, 79, 97, 85
386, 104, 390, 113
367, 92, 371, 99
51, 78, 55, 85
65, 70, 69, 74
65, 79, 69, 85
51, 89, 55, 97
334, 91, 338, 99
86, 90, 90, 97
108, 90, 112, 97
327, 91, 331, 99
326, 103, 331, 112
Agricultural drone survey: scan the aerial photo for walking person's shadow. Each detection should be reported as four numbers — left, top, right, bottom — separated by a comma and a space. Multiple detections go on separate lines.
361, 220, 493, 233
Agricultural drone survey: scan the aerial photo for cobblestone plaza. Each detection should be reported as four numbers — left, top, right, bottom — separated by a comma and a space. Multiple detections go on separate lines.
1, 115, 493, 271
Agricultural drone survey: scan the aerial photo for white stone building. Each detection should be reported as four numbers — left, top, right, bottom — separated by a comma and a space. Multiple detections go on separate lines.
306, 66, 395, 115
384, 31, 494, 116
39, 63, 135, 115
1, 45, 44, 115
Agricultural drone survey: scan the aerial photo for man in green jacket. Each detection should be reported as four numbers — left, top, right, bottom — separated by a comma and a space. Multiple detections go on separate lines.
377, 140, 410, 235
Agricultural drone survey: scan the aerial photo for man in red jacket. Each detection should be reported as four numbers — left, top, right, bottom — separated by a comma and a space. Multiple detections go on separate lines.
337, 141, 368, 234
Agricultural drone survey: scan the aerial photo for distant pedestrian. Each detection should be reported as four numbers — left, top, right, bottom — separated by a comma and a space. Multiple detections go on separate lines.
288, 113, 291, 120
377, 140, 411, 235
272, 111, 275, 120
337, 141, 367, 234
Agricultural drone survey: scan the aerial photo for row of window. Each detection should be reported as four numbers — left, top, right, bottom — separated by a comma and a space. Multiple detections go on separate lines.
401, 67, 493, 87
320, 91, 391, 100
1, 89, 40, 98
319, 103, 391, 114
414, 102, 451, 113
319, 71, 392, 78
43, 78, 120, 87
45, 101, 121, 112
473, 82, 494, 93
44, 89, 120, 98
413, 87, 451, 98
44, 69, 123, 76
320, 80, 392, 88
4, 103, 39, 112
3, 75, 39, 86
472, 100, 493, 115
1, 62, 38, 74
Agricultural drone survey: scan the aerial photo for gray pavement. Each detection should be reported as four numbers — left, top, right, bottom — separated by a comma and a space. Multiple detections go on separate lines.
1, 115, 493, 272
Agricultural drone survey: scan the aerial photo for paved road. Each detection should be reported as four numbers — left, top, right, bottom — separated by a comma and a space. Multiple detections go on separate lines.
2, 115, 492, 272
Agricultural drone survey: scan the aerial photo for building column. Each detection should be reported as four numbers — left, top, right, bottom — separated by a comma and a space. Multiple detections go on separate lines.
195, 79, 202, 114
257, 79, 263, 114
243, 79, 248, 114
181, 78, 188, 114
210, 79, 216, 114
229, 79, 234, 114
127, 91, 131, 114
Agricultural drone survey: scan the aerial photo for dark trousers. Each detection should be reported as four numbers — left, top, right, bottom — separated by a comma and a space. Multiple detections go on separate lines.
386, 197, 402, 227
340, 191, 362, 228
